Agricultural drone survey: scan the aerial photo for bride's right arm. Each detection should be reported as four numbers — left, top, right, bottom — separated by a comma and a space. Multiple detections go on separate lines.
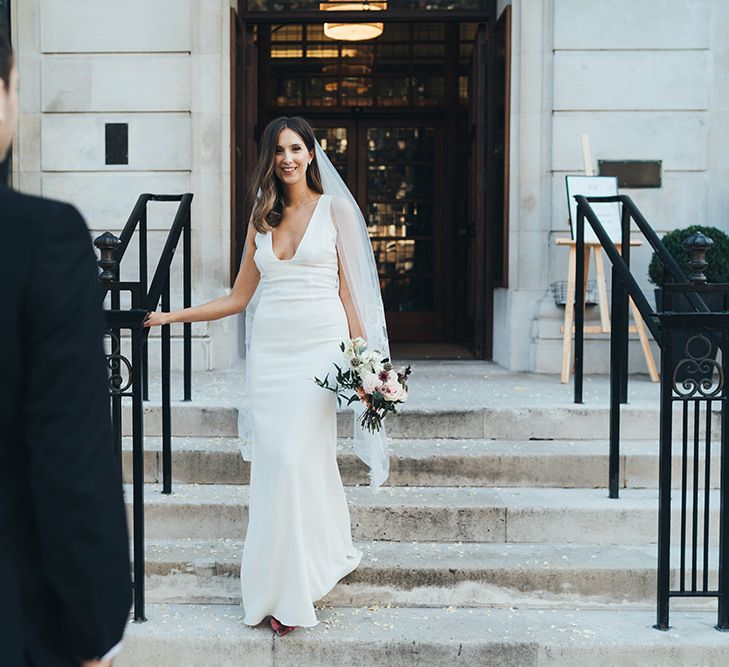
144, 221, 260, 327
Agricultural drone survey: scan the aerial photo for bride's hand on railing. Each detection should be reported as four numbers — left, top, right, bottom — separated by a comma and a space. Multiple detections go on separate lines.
144, 311, 169, 327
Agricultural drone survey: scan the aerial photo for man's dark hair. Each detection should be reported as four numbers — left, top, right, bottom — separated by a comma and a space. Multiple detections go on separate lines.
0, 13, 13, 87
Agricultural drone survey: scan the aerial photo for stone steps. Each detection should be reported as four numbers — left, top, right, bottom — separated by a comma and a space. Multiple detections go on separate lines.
140, 538, 719, 609
123, 436, 722, 488
130, 484, 721, 545
115, 367, 729, 663
114, 603, 729, 667
114, 368, 729, 663
125, 401, 718, 440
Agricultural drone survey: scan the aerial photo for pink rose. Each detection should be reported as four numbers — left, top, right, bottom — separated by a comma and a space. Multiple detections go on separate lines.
381, 378, 406, 402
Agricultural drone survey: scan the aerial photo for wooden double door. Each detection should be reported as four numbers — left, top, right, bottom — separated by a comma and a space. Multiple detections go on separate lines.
308, 117, 448, 342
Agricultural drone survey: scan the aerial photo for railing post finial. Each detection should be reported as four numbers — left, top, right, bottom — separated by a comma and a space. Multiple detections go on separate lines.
684, 231, 714, 284
94, 231, 122, 284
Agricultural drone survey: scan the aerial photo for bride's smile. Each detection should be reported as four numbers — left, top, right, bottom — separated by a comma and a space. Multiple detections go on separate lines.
280, 163, 299, 177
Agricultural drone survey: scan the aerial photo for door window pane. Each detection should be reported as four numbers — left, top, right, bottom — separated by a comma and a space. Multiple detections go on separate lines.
380, 277, 434, 312
367, 126, 436, 312
266, 20, 450, 108
372, 239, 434, 275
271, 25, 302, 41
313, 127, 349, 182
367, 201, 433, 236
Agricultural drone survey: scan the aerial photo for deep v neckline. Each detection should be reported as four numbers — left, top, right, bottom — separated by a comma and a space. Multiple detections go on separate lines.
271, 195, 325, 262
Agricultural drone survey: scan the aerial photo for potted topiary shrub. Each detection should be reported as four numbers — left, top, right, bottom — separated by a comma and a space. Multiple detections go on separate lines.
648, 224, 729, 381
648, 225, 729, 310
648, 224, 729, 311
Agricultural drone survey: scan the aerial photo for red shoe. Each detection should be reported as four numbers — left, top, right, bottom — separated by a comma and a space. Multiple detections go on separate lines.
270, 616, 300, 637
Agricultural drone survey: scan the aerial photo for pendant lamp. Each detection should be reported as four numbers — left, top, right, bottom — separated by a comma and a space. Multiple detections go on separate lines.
319, 2, 387, 41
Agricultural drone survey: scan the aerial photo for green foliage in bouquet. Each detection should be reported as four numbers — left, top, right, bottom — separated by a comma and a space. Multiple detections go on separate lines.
648, 225, 729, 285
314, 363, 362, 408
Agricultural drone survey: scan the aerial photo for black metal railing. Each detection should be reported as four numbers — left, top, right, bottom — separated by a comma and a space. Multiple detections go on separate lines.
94, 193, 193, 622
571, 194, 728, 631
656, 300, 729, 631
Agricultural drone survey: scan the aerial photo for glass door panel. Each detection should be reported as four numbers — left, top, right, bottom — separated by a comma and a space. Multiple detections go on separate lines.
365, 126, 437, 321
313, 125, 350, 181
311, 119, 441, 341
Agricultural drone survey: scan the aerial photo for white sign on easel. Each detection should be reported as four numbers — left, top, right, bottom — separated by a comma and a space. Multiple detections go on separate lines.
565, 175, 622, 244
564, 134, 621, 244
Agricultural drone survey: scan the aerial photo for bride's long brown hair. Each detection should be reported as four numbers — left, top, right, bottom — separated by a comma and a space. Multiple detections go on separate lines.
246, 116, 324, 233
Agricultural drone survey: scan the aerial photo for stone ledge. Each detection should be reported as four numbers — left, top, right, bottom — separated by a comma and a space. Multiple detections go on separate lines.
139, 538, 718, 609
123, 403, 711, 440
121, 437, 722, 489
129, 484, 720, 545
115, 604, 729, 667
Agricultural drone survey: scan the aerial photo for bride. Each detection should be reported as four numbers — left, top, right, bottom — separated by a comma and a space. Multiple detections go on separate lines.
144, 116, 391, 636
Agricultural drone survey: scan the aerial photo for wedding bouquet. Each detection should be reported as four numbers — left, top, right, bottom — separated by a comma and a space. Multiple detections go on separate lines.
314, 336, 411, 433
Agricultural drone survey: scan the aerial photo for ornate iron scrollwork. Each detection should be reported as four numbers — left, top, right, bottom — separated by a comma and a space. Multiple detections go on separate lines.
104, 330, 133, 394
673, 333, 723, 399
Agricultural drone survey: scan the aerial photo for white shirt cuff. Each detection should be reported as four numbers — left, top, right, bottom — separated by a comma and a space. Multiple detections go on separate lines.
99, 639, 124, 662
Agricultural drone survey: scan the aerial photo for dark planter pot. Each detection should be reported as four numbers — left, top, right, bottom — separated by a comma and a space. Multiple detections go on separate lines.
654, 287, 724, 383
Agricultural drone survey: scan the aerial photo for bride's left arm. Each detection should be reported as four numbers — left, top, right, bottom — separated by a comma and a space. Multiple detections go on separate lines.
337, 250, 365, 340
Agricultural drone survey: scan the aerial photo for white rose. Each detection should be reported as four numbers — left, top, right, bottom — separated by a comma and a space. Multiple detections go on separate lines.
362, 350, 384, 373
361, 371, 381, 395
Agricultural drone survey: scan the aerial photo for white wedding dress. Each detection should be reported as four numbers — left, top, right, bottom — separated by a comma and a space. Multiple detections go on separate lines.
240, 193, 363, 628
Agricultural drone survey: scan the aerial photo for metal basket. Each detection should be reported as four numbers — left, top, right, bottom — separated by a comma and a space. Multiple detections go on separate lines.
550, 280, 598, 307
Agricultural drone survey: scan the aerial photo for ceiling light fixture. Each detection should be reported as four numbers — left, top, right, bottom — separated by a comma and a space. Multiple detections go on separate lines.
319, 2, 387, 42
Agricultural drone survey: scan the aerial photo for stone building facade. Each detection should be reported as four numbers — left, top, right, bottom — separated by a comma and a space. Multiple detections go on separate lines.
8, 0, 729, 373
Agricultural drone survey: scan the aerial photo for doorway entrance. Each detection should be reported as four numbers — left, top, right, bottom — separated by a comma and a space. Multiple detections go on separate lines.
232, 5, 508, 358
311, 119, 444, 342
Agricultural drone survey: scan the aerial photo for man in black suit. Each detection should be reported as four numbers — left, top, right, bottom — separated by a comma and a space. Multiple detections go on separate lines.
0, 18, 132, 667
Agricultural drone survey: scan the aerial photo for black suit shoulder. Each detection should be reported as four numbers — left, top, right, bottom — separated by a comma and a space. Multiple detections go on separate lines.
0, 186, 93, 289
0, 184, 81, 221
0, 185, 89, 244
0, 186, 101, 340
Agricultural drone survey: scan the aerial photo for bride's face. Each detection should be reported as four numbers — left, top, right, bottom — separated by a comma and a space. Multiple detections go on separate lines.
274, 128, 314, 185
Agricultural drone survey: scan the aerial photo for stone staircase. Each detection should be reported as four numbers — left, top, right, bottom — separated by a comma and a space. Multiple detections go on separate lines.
115, 368, 728, 666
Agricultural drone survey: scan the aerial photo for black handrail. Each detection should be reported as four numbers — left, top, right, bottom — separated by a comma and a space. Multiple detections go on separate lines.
94, 193, 193, 622
573, 195, 662, 345
142, 194, 194, 487
571, 194, 729, 631
578, 195, 710, 315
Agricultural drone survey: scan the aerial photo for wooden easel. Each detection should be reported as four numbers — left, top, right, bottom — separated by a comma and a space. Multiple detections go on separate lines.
558, 238, 658, 383
559, 135, 659, 384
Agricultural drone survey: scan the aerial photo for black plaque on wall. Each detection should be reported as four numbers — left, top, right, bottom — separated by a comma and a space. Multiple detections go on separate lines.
598, 160, 662, 188
105, 123, 129, 165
